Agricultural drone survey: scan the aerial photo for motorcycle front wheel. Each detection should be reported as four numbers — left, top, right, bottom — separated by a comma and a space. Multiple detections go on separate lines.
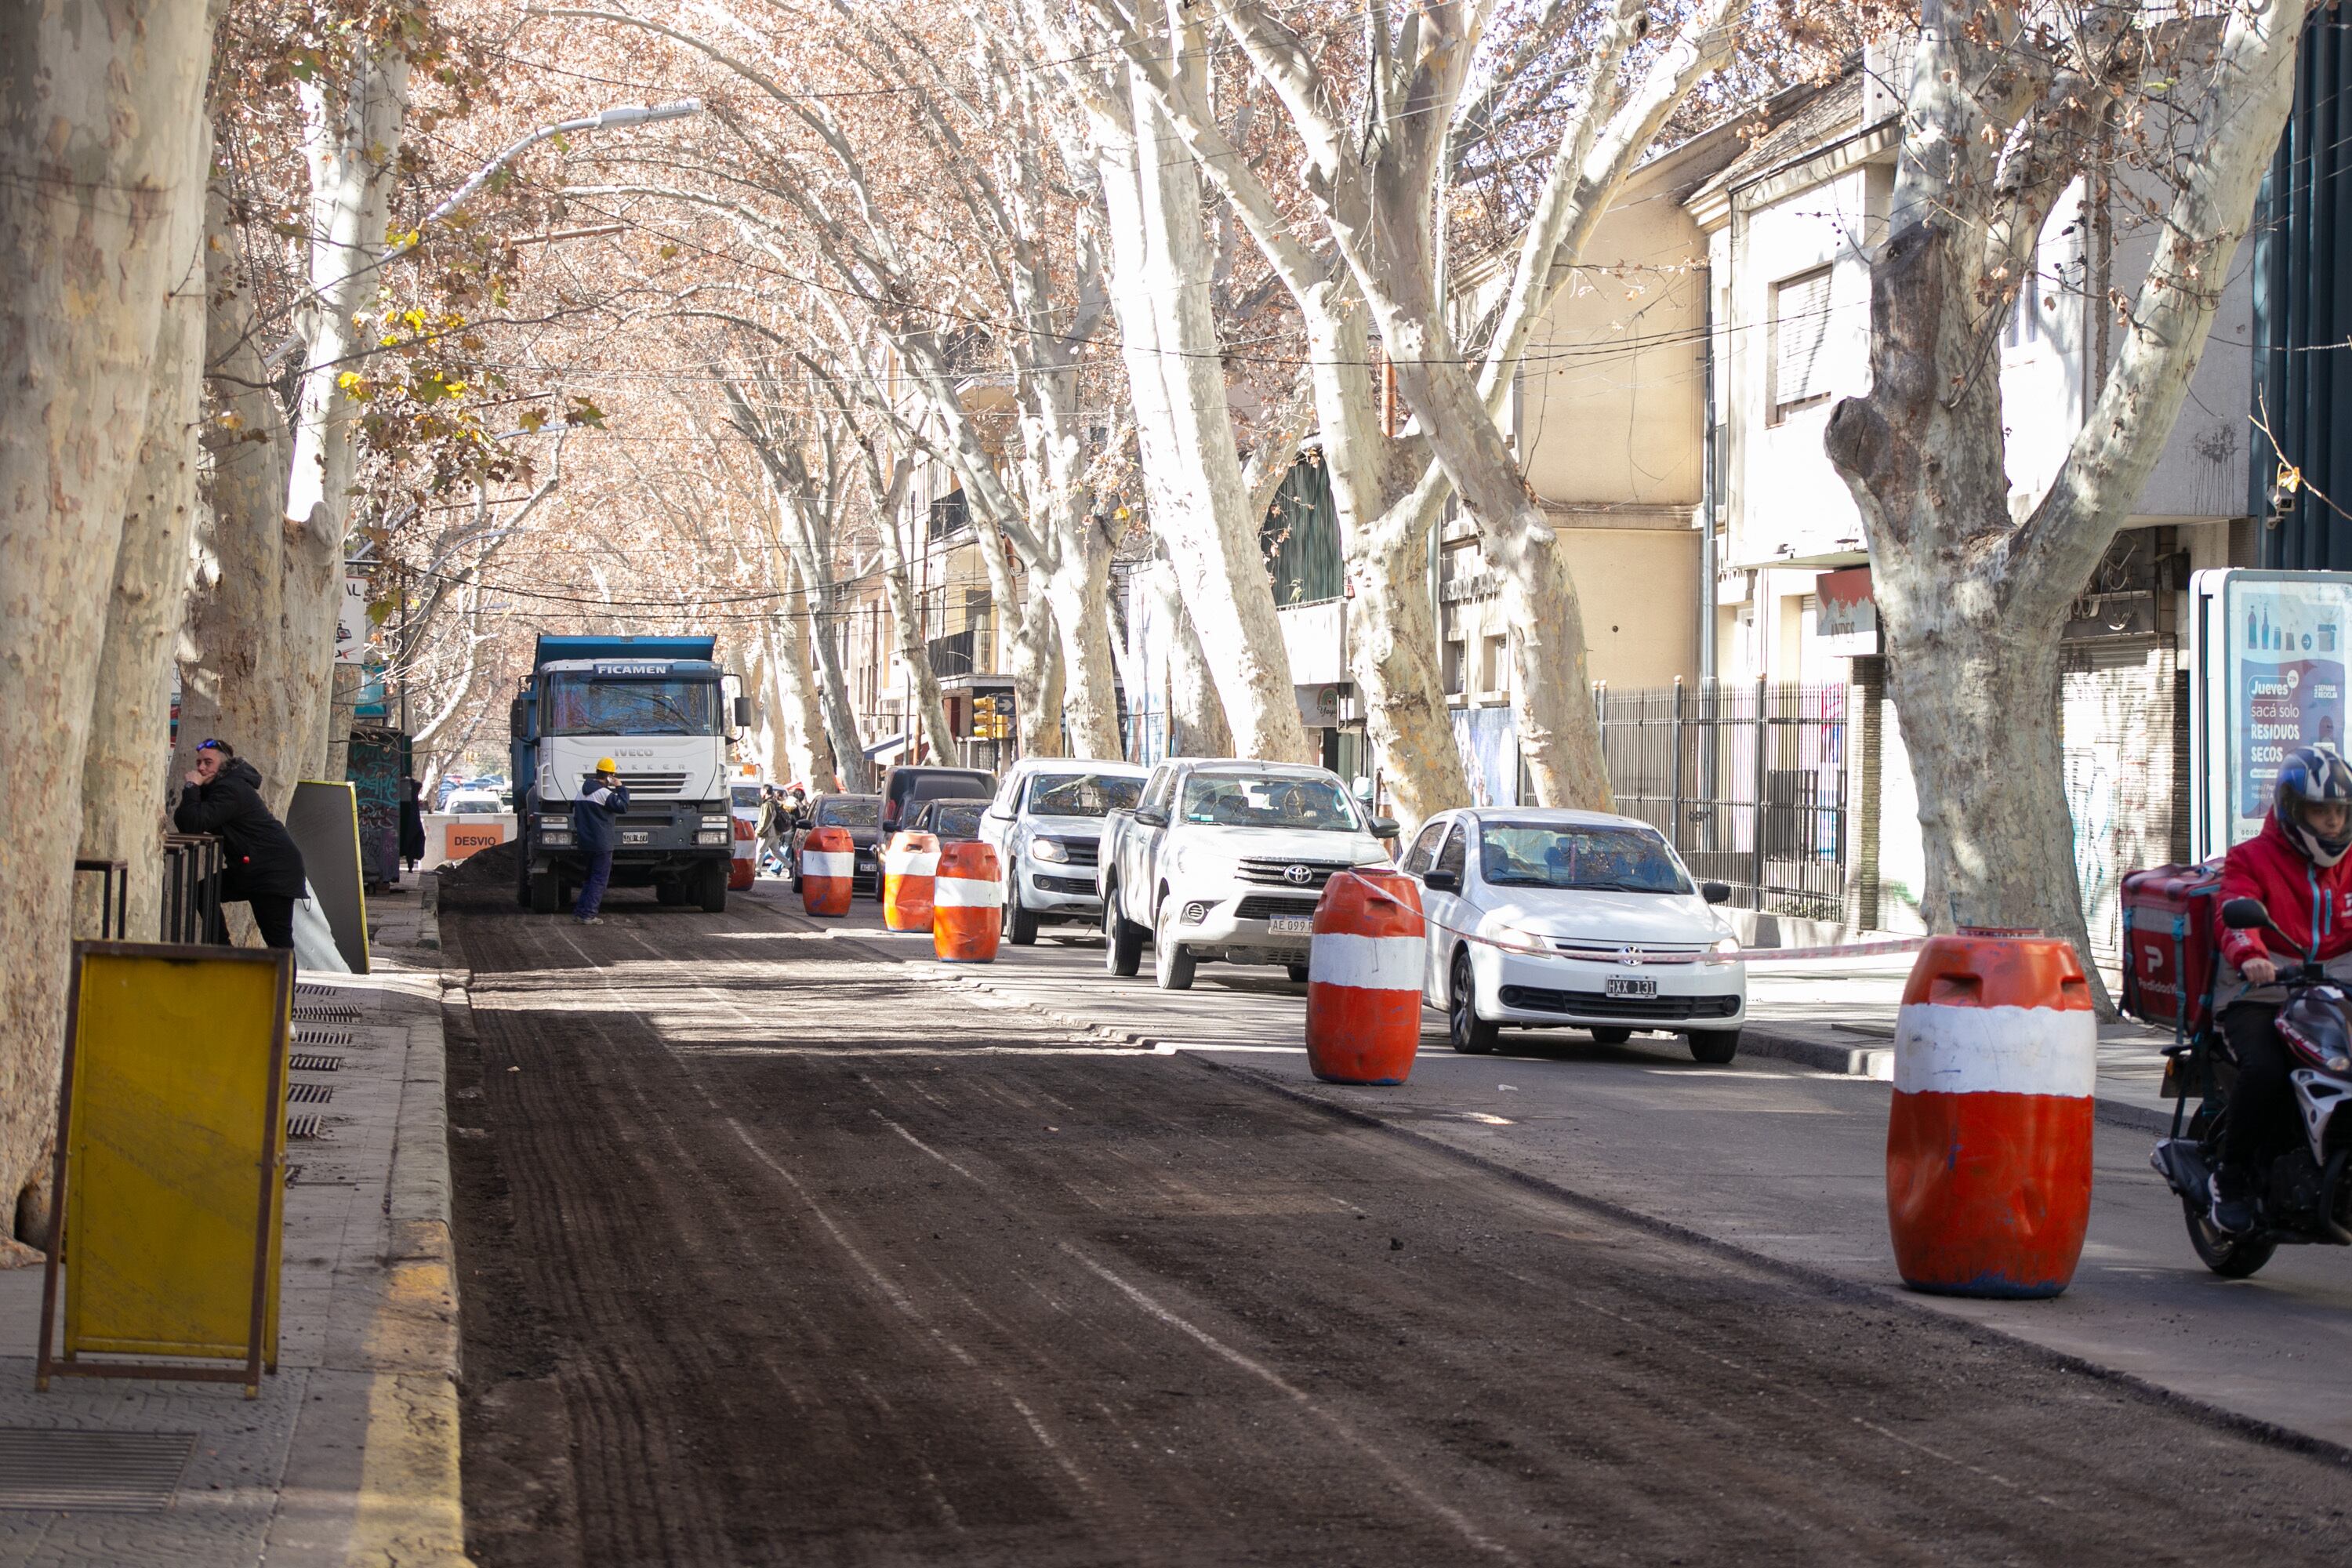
2182, 1197, 2278, 1278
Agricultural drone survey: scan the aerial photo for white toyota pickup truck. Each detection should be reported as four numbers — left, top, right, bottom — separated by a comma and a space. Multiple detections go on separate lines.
1096, 759, 1400, 989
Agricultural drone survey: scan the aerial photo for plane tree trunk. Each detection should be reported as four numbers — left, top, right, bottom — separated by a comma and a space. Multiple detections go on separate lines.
0, 0, 214, 1258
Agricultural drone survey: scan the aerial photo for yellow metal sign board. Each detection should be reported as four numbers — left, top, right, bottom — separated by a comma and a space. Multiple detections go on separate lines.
36, 942, 291, 1397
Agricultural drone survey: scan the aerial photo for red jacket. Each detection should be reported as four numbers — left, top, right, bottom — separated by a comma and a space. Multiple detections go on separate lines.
2215, 811, 2352, 971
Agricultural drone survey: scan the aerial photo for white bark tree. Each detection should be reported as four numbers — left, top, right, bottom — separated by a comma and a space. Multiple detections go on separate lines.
1824, 0, 2319, 960
0, 0, 215, 1256
1093, 0, 1734, 817
285, 34, 411, 788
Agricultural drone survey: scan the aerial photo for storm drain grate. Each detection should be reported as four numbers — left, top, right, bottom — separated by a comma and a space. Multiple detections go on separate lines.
0, 1428, 196, 1512
289, 1051, 343, 1073
294, 982, 335, 999
286, 1114, 325, 1141
285, 1083, 333, 1106
292, 1005, 360, 1024
294, 1029, 352, 1048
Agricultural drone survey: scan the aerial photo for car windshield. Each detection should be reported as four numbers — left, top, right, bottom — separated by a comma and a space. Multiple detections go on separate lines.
545, 675, 720, 736
818, 797, 880, 828
928, 803, 986, 838
1477, 823, 1690, 893
1179, 773, 1360, 831
1028, 772, 1143, 818
731, 786, 763, 808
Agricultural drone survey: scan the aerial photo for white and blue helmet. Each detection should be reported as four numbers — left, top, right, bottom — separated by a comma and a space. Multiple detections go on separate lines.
2278, 742, 2352, 866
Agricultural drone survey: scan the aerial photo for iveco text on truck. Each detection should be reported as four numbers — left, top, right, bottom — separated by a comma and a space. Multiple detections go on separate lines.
510, 635, 750, 914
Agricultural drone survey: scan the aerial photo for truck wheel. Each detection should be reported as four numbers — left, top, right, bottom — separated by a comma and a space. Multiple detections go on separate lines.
1004, 887, 1040, 946
1102, 883, 1143, 977
655, 879, 686, 907
528, 871, 560, 915
1287, 963, 1310, 985
1153, 910, 1196, 991
699, 859, 728, 913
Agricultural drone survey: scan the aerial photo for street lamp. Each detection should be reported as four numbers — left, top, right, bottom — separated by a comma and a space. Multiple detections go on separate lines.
397, 98, 703, 255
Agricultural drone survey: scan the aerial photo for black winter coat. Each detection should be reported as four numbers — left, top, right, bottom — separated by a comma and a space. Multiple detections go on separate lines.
571, 779, 631, 855
174, 757, 309, 900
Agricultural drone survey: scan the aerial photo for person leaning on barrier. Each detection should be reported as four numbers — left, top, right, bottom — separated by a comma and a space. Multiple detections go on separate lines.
172, 739, 307, 951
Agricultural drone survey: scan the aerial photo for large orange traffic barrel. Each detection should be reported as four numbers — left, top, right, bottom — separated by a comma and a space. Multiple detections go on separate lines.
932, 841, 1003, 963
883, 830, 940, 932
728, 814, 757, 891
1305, 870, 1427, 1085
1887, 930, 2096, 1298
799, 825, 855, 917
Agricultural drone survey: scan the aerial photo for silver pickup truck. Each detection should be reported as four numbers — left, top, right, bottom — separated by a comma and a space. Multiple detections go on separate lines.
1096, 758, 1399, 990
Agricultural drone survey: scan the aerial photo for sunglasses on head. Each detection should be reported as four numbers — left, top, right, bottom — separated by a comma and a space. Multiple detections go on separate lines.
197, 739, 226, 753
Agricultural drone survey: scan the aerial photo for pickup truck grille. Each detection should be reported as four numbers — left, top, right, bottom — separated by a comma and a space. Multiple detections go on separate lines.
1044, 837, 1099, 866
616, 771, 689, 797
1234, 895, 1321, 921
1236, 858, 1356, 890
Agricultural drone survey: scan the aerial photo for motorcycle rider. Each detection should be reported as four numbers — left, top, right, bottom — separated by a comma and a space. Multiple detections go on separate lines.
2210, 742, 2352, 1233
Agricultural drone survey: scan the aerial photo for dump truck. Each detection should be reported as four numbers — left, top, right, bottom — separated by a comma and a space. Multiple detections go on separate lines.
509, 634, 750, 913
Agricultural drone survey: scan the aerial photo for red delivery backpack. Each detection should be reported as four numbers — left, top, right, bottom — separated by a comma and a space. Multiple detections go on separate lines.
2119, 861, 2224, 1036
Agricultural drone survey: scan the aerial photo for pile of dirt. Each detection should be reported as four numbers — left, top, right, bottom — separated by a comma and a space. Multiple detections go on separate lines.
440, 838, 520, 893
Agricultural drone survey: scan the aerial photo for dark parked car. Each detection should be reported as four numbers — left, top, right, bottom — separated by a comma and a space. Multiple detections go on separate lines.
881, 766, 998, 833
909, 797, 990, 845
793, 792, 884, 896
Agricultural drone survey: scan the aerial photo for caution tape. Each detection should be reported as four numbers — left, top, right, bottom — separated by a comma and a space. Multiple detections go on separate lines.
1741, 938, 1926, 961
1414, 912, 1923, 965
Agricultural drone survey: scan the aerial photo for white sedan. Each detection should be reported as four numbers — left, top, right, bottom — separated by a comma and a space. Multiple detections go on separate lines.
1401, 808, 1746, 1062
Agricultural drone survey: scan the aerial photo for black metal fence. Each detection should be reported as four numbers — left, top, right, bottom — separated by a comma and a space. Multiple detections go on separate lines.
71, 858, 128, 940
161, 834, 227, 945
1595, 680, 1853, 920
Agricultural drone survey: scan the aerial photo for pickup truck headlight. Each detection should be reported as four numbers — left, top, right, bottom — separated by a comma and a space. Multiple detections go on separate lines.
1031, 838, 1069, 863
695, 829, 728, 845
1181, 901, 1213, 926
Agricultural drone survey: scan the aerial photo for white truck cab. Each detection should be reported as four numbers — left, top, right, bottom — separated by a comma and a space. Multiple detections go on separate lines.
1097, 759, 1399, 989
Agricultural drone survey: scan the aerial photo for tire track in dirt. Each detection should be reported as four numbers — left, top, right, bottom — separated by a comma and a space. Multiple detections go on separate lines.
445, 883, 2352, 1566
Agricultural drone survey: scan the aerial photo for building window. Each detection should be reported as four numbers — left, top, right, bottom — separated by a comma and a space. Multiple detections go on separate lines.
1771, 266, 1835, 423
1444, 637, 1467, 698
2004, 278, 2044, 348
1481, 633, 1508, 696
928, 488, 970, 541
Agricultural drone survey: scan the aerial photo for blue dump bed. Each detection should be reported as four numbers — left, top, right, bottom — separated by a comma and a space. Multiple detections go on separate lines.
532, 633, 717, 669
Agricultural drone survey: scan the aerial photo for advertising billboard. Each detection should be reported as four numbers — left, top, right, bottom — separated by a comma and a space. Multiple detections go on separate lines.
2190, 569, 2352, 858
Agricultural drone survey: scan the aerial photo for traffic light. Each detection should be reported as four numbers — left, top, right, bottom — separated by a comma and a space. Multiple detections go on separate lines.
971, 693, 1014, 739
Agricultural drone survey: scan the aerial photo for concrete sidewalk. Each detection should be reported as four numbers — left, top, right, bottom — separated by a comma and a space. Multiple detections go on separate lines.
0, 874, 467, 1567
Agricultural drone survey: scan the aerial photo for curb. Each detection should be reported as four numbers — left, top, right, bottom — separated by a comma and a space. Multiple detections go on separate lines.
338, 996, 471, 1567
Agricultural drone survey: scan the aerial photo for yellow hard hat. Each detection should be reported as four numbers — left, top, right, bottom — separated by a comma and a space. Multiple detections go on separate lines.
595, 757, 619, 775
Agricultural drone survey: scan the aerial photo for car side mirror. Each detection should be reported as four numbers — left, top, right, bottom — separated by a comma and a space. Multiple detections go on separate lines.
1701, 881, 1732, 905
1134, 808, 1168, 828
1370, 816, 1400, 840
2222, 896, 2274, 931
1424, 869, 1460, 892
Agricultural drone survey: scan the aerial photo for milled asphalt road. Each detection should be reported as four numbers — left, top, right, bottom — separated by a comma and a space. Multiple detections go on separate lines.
763, 885, 2352, 1452
442, 872, 2352, 1566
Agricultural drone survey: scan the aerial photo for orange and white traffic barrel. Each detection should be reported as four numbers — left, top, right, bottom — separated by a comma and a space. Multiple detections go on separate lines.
883, 830, 941, 932
1305, 870, 1427, 1085
1887, 930, 2096, 1298
931, 841, 1003, 963
800, 825, 855, 917
729, 814, 757, 891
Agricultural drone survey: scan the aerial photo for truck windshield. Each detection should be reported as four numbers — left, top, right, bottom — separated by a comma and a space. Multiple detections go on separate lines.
1179, 774, 1360, 831
545, 675, 719, 736
1478, 824, 1690, 893
1028, 772, 1143, 818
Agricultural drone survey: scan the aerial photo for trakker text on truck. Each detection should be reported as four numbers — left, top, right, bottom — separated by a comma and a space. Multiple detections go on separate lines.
510, 634, 750, 914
